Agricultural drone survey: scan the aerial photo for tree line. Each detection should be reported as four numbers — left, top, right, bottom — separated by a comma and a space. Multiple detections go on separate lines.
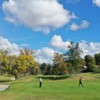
40, 42, 100, 75
0, 42, 100, 79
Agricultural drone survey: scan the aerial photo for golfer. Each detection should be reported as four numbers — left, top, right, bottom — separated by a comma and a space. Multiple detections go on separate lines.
79, 77, 83, 87
39, 78, 42, 88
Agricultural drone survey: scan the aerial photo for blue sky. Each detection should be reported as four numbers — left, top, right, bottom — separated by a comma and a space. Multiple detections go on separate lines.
0, 0, 100, 63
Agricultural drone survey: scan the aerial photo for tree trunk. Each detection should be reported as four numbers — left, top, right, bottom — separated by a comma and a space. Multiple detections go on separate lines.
14, 74, 18, 79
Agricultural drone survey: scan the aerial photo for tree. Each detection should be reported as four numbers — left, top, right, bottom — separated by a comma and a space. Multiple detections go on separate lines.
8, 55, 18, 79
66, 42, 81, 60
52, 52, 67, 75
45, 64, 52, 75
0, 51, 3, 74
40, 63, 47, 75
20, 48, 39, 75
67, 58, 86, 74
95, 53, 100, 65
0, 48, 39, 79
1, 51, 10, 74
40, 63, 52, 75
65, 42, 84, 74
85, 55, 96, 72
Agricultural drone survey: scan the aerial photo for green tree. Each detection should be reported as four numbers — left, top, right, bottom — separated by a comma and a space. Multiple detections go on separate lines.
85, 55, 96, 72
45, 64, 52, 75
95, 53, 100, 65
40, 63, 47, 74
65, 42, 84, 74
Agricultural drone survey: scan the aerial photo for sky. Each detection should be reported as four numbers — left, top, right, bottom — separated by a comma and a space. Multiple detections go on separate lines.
0, 0, 100, 64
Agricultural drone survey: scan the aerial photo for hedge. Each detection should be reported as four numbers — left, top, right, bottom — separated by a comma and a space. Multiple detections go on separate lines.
36, 75, 70, 80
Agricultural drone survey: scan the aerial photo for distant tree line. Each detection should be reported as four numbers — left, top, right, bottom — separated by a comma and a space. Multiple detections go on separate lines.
40, 42, 100, 75
0, 42, 100, 79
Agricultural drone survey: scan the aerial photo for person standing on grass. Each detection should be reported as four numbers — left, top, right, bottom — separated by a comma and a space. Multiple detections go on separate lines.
79, 77, 83, 87
39, 78, 42, 88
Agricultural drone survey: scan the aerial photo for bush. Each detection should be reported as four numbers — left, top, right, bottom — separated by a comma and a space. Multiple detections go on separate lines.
94, 66, 100, 73
36, 75, 70, 80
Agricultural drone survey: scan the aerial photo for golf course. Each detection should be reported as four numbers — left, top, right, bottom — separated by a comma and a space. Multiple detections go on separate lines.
0, 0, 100, 100
0, 73, 100, 100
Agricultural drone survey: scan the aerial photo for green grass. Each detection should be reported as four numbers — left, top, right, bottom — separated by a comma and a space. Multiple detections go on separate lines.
0, 73, 100, 100
0, 75, 12, 83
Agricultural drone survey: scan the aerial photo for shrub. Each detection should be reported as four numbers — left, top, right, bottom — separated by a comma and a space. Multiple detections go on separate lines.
36, 75, 70, 80
94, 65, 100, 73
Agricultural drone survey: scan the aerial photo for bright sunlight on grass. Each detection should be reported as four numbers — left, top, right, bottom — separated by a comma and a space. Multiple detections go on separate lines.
0, 73, 100, 100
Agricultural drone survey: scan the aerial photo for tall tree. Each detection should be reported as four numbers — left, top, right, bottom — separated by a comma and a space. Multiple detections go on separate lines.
65, 42, 84, 74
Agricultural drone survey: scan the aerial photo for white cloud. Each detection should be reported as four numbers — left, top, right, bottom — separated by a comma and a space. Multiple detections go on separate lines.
70, 20, 89, 31
2, 0, 76, 34
79, 40, 100, 57
50, 35, 70, 50
30, 41, 100, 64
50, 35, 100, 58
70, 23, 79, 31
93, 0, 100, 7
34, 47, 60, 64
0, 36, 20, 55
31, 39, 100, 63
0, 36, 100, 64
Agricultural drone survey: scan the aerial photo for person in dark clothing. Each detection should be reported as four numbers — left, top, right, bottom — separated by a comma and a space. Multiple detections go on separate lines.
39, 78, 42, 88
79, 77, 83, 87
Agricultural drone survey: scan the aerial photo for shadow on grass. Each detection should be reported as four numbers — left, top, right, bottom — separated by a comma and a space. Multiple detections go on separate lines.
36, 75, 70, 80
0, 80, 11, 83
95, 77, 100, 79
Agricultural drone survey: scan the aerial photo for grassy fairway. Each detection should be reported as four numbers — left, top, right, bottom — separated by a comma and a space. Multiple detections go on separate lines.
0, 73, 100, 100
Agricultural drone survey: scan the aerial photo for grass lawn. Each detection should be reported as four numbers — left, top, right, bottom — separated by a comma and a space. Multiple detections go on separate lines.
0, 73, 100, 100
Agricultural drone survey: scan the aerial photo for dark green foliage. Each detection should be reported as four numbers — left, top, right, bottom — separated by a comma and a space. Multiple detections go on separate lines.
85, 55, 96, 72
94, 67, 100, 73
37, 75, 70, 80
65, 42, 85, 74
45, 64, 52, 75
66, 42, 81, 60
40, 63, 48, 74
40, 63, 52, 75
95, 53, 100, 65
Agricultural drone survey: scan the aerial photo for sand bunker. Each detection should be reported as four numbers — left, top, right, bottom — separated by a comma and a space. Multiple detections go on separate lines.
0, 85, 10, 91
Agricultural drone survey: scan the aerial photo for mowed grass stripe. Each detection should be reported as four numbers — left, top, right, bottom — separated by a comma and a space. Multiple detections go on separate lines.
0, 73, 100, 100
